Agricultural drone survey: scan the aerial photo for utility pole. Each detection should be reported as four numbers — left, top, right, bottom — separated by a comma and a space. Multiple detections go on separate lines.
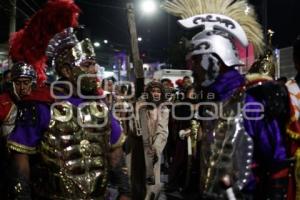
9, 0, 16, 34
9, 0, 17, 33
126, 55, 130, 81
126, 3, 144, 79
167, 14, 171, 69
117, 58, 121, 81
8, 0, 17, 68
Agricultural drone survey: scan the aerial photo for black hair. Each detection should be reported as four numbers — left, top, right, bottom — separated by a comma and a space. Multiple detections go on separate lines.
161, 78, 171, 84
120, 85, 128, 94
183, 76, 191, 80
3, 69, 11, 79
55, 63, 71, 78
277, 76, 288, 84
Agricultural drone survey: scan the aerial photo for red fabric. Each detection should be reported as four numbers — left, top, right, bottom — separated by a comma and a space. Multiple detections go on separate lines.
0, 93, 13, 121
235, 42, 255, 69
286, 94, 299, 200
97, 88, 104, 96
287, 174, 296, 200
175, 79, 183, 87
287, 104, 300, 157
271, 168, 289, 179
95, 78, 104, 96
23, 86, 54, 103
9, 0, 80, 86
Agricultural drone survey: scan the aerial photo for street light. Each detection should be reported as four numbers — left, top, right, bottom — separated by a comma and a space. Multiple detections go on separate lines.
140, 0, 157, 15
104, 40, 108, 44
138, 37, 142, 42
93, 42, 100, 47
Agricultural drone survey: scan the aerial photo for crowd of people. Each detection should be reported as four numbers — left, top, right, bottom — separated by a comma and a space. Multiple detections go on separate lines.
1, 0, 300, 200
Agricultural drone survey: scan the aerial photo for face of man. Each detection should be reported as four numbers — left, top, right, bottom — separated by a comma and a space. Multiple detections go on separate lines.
71, 59, 99, 95
183, 77, 192, 87
79, 60, 97, 74
150, 87, 162, 102
192, 55, 206, 87
13, 77, 32, 98
192, 54, 222, 88
59, 65, 73, 80
162, 80, 173, 90
187, 88, 196, 99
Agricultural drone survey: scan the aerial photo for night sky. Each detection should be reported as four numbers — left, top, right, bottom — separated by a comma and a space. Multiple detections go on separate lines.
0, 0, 300, 63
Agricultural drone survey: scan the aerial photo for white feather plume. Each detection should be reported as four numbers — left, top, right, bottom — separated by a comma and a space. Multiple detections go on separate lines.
162, 0, 264, 56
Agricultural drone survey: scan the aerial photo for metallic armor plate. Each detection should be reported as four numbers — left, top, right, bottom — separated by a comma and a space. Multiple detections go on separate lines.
1, 104, 17, 137
36, 101, 110, 199
187, 30, 244, 67
200, 91, 254, 199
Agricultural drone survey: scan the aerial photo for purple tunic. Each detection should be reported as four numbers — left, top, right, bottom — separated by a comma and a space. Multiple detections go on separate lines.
209, 69, 288, 164
209, 69, 288, 193
7, 96, 123, 154
110, 114, 123, 145
7, 103, 50, 154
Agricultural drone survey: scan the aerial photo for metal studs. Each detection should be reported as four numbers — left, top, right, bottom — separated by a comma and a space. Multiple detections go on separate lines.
14, 183, 22, 193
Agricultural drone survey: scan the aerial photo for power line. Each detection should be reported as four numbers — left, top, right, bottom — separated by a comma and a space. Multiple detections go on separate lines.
97, 15, 129, 37
15, 6, 30, 18
19, 0, 36, 14
8, 0, 30, 18
27, 0, 40, 10
76, 0, 129, 36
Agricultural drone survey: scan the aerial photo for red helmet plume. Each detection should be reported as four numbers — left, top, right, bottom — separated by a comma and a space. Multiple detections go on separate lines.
9, 0, 80, 86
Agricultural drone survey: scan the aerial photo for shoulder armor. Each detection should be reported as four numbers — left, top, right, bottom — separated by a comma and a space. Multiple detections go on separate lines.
1, 103, 17, 137
37, 100, 111, 199
51, 101, 74, 122
78, 101, 109, 128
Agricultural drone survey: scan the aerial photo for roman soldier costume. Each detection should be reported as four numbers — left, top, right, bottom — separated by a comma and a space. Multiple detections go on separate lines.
163, 0, 292, 199
5, 1, 126, 199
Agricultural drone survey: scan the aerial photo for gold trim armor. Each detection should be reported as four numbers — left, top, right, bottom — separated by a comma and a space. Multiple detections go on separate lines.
111, 132, 126, 150
7, 141, 37, 154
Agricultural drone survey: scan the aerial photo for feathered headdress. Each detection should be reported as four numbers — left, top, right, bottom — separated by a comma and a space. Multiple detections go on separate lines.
162, 0, 264, 57
9, 0, 80, 86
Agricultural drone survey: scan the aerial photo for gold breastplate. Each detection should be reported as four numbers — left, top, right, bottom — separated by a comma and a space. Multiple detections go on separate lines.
38, 101, 110, 199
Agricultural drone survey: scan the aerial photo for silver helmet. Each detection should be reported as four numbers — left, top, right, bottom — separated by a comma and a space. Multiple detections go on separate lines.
46, 27, 96, 69
11, 62, 36, 81
163, 2, 264, 65
187, 30, 243, 67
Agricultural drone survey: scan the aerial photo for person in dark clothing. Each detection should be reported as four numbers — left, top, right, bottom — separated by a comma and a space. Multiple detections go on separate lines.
277, 76, 288, 84
0, 69, 12, 94
167, 85, 200, 198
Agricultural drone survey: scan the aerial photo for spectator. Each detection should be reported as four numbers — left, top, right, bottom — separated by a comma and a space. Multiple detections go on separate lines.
0, 69, 12, 94
182, 76, 192, 88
